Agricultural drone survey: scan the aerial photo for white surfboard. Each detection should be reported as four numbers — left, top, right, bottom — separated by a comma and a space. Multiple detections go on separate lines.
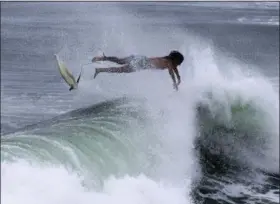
55, 54, 82, 91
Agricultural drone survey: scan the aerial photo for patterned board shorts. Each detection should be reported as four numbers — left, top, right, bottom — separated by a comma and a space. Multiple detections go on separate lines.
125, 55, 152, 71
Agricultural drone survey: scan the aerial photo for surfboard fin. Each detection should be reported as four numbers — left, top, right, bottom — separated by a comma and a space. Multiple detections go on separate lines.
69, 86, 74, 91
69, 70, 83, 91
76, 72, 82, 84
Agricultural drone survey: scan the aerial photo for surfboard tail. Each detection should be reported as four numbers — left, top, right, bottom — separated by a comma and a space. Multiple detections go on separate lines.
69, 72, 82, 91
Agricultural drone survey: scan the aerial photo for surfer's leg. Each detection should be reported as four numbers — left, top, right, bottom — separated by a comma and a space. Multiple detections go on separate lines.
94, 65, 134, 78
92, 55, 132, 65
104, 56, 129, 64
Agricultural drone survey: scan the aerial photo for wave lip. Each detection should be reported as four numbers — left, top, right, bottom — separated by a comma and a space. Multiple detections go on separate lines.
1, 95, 195, 203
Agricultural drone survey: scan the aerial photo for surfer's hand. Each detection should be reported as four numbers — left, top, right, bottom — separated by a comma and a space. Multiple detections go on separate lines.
177, 78, 181, 86
173, 83, 178, 91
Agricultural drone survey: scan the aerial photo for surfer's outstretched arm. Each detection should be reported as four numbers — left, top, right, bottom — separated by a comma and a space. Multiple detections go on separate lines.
93, 65, 134, 78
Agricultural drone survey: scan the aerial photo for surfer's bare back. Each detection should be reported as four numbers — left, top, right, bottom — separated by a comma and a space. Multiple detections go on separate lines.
92, 50, 184, 91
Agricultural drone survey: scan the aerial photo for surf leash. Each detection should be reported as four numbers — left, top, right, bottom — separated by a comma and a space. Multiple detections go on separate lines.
76, 62, 92, 84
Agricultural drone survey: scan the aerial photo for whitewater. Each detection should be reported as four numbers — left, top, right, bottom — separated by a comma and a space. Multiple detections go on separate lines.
1, 2, 279, 204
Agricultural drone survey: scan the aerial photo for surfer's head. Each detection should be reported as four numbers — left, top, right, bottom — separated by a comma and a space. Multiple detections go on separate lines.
166, 50, 184, 66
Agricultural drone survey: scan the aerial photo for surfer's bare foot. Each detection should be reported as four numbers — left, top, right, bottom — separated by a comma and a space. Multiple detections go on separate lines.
92, 56, 104, 62
93, 69, 100, 79
92, 53, 106, 62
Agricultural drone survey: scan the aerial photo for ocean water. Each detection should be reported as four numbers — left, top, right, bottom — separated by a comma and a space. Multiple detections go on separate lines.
1, 2, 279, 204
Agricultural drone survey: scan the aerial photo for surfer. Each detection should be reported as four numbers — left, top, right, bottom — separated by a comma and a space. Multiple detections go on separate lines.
92, 50, 184, 90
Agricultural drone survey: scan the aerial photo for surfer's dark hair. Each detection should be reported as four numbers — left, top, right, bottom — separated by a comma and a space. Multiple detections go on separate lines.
164, 50, 184, 66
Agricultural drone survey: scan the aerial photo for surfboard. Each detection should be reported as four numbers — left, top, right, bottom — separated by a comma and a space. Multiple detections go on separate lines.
55, 54, 82, 91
